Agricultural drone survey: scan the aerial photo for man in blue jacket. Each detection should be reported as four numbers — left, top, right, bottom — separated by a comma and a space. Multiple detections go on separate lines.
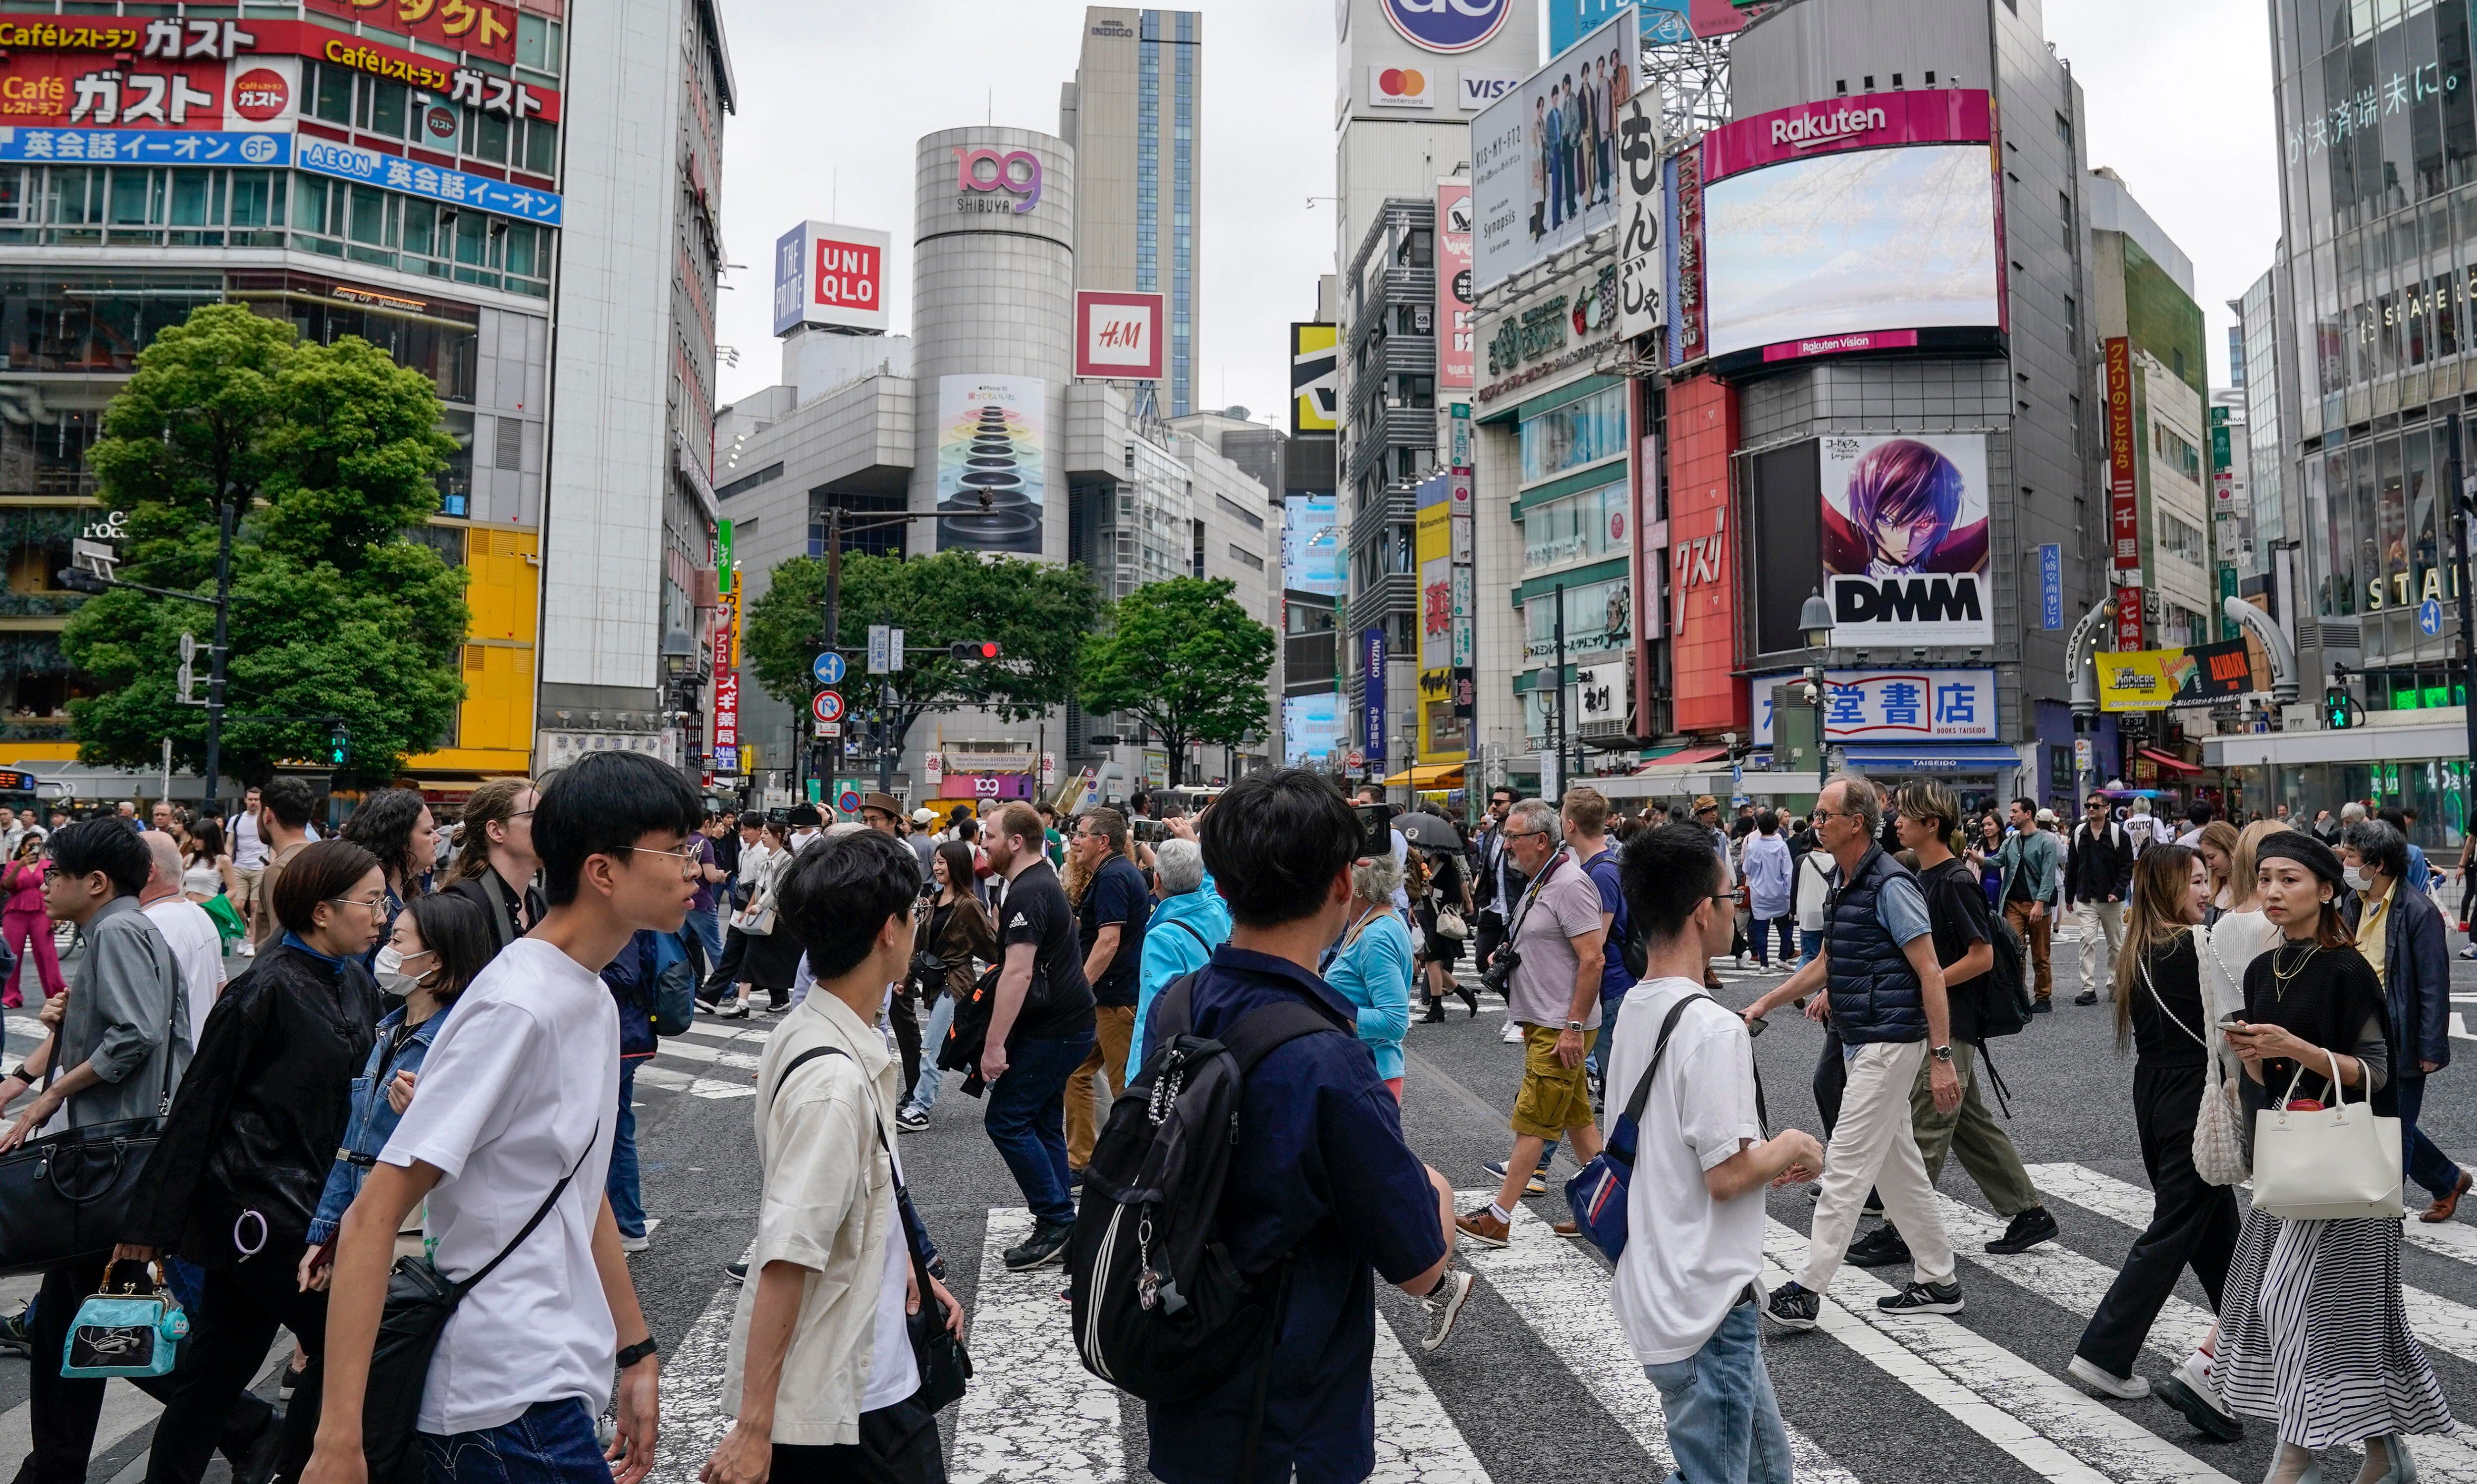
2342, 818, 2467, 1221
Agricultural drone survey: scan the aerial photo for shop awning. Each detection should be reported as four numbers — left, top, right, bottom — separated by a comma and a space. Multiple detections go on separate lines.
2136, 747, 2203, 777
1838, 744, 2026, 774
1629, 744, 1730, 775
1381, 763, 1465, 789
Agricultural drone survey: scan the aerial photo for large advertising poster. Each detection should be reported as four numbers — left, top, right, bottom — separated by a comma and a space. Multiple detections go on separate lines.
1416, 475, 1463, 759
1291, 323, 1338, 434
1284, 692, 1342, 766
1436, 180, 1475, 390
1820, 433, 1992, 647
1282, 493, 1343, 598
1469, 8, 1636, 295
935, 375, 1046, 555
1700, 91, 2001, 363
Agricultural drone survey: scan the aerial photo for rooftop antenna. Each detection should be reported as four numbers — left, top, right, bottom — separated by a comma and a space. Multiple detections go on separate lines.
987, 90, 993, 125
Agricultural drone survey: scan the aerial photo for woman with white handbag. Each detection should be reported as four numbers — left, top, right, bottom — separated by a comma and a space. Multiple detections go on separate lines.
2215, 832, 2453, 1484
2071, 846, 2245, 1411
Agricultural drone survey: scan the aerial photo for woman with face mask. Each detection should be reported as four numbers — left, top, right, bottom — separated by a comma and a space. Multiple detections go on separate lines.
296, 891, 495, 1284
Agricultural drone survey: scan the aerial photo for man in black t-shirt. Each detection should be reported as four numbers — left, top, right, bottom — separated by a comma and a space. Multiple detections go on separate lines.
1847, 782, 2056, 1269
981, 799, 1099, 1270
1066, 807, 1149, 1174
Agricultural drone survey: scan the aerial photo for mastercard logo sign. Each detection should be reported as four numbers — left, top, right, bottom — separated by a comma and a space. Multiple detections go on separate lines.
1368, 65, 1434, 107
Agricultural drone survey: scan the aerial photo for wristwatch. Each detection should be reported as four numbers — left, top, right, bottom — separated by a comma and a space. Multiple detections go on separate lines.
1564, 1020, 1586, 1033
1930, 1045, 1956, 1064
616, 1336, 658, 1370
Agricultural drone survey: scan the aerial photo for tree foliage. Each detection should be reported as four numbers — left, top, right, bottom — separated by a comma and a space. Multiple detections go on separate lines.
61, 303, 468, 784
1077, 578, 1275, 786
743, 548, 1102, 761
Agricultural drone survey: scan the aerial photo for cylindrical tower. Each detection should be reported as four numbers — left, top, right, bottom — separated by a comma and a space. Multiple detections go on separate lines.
910, 126, 1077, 562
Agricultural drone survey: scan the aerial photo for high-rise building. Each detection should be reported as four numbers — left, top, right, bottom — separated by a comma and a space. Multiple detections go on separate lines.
1061, 7, 1200, 418
0, 0, 599, 792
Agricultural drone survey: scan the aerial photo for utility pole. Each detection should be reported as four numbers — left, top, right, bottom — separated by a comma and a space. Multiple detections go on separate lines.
2450, 417, 2477, 777
1552, 582, 1568, 803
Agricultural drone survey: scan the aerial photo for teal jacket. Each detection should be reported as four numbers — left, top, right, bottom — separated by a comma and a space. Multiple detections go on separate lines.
1127, 883, 1233, 1078
1997, 828, 2060, 906
1323, 908, 1414, 1083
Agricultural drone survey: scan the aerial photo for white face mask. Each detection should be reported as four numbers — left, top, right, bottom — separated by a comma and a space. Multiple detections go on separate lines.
2343, 865, 2369, 892
374, 944, 433, 996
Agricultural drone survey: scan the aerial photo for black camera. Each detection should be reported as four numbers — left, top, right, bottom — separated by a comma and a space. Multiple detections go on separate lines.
1478, 945, 1521, 998
1352, 802, 1396, 859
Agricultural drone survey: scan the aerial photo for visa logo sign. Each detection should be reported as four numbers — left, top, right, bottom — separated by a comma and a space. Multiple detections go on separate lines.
1457, 69, 1519, 109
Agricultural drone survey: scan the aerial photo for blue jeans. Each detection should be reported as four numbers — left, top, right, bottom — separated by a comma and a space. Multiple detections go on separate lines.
1751, 917, 1796, 966
423, 1396, 609, 1484
985, 1031, 1094, 1226
905, 992, 958, 1115
2395, 1073, 2466, 1202
1584, 988, 1629, 1082
609, 1058, 645, 1238
682, 907, 722, 977
1798, 931, 1823, 968
1643, 1302, 1793, 1484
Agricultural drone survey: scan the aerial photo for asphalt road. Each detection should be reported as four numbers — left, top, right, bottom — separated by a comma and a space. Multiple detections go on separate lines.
14, 931, 2477, 1481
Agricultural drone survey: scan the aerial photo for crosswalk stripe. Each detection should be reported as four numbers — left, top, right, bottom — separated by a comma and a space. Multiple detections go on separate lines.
653, 1038, 762, 1071
644, 1268, 745, 1484
2029, 1164, 2477, 1371
2038, 1158, 2477, 1273
1452, 1193, 1858, 1484
1764, 1218, 2236, 1483
1367, 1295, 1495, 1484
950, 1208, 1125, 1484
632, 1063, 754, 1100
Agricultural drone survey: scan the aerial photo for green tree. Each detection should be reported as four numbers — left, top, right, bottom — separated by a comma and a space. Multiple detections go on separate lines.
1077, 578, 1275, 786
62, 303, 468, 785
743, 548, 1102, 774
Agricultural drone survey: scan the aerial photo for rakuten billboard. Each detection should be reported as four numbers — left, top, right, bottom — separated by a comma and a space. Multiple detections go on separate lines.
1700, 90, 2003, 364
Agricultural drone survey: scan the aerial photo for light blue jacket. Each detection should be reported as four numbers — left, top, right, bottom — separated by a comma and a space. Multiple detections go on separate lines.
1127, 884, 1233, 1079
305, 995, 454, 1247
1324, 907, 1414, 1083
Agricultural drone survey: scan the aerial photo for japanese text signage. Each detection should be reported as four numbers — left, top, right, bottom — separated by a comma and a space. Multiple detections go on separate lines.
1664, 147, 1705, 366
296, 136, 561, 224
2096, 640, 2251, 712
0, 125, 289, 164
1750, 669, 1996, 744
1362, 627, 1388, 760
306, 0, 517, 65
2285, 59, 2458, 164
1614, 91, 1664, 342
2104, 336, 2141, 575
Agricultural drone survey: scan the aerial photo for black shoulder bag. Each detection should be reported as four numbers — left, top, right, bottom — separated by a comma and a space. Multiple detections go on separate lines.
361, 1125, 598, 1479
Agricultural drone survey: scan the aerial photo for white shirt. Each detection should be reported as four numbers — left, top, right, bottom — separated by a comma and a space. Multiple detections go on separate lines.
229, 810, 267, 870
141, 895, 224, 1044
1607, 975, 1769, 1366
379, 937, 621, 1435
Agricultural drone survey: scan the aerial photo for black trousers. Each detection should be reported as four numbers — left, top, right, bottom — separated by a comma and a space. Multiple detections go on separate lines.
1814, 1026, 1846, 1138
700, 925, 751, 1001
145, 1250, 328, 1484
888, 985, 922, 1098
2074, 1059, 2241, 1378
1474, 910, 1508, 989
770, 1393, 946, 1484
21, 1255, 274, 1484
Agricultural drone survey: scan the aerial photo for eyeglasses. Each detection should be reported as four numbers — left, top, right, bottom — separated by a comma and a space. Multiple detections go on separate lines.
1502, 828, 1548, 841
1812, 808, 1858, 822
620, 844, 705, 876
326, 894, 388, 912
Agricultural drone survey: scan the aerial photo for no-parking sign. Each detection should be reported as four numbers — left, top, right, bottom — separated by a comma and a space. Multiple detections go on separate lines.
812, 690, 845, 724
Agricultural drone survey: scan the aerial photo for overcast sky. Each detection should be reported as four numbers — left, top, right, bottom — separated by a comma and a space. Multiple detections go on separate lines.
709, 0, 2282, 419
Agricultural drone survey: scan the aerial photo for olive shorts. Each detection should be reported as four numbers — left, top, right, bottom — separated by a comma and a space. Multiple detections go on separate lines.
1511, 1023, 1598, 1140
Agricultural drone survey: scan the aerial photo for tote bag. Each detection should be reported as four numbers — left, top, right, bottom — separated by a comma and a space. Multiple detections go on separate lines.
2251, 1047, 2403, 1221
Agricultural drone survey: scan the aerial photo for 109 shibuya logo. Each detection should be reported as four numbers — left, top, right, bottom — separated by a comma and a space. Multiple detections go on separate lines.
952, 146, 1042, 214
1381, 0, 1509, 54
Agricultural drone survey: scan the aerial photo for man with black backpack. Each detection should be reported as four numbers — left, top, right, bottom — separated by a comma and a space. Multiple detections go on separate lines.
1840, 782, 2057, 1269
1077, 769, 1468, 1484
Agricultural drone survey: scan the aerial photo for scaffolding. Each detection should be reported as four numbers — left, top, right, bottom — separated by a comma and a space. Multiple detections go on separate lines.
1638, 30, 1734, 143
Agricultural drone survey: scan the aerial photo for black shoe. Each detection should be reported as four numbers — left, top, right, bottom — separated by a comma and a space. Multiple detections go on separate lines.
1876, 1279, 1963, 1315
1067, 1167, 1085, 1190
2030, 999, 2054, 1014
228, 1410, 287, 1484
2073, 990, 2099, 1007
277, 1358, 302, 1402
1457, 985, 1479, 1018
726, 1259, 749, 1284
1004, 1219, 1074, 1271
1420, 1003, 1448, 1025
2155, 1368, 2245, 1443
1845, 1223, 1913, 1268
1985, 1205, 2059, 1255
0, 1307, 28, 1356
1764, 1280, 1822, 1331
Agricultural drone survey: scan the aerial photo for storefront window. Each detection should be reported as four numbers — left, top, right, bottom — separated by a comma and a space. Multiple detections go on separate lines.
1519, 384, 1625, 486
1520, 480, 1626, 573
1521, 576, 1630, 659
0, 269, 225, 374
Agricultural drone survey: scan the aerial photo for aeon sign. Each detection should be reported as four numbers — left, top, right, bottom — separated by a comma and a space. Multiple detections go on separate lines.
1381, 0, 1509, 54
952, 147, 1043, 214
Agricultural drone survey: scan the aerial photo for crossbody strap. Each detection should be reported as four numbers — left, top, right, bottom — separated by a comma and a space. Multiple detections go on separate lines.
450, 1120, 599, 1299
2138, 936, 2212, 1055
1616, 993, 1710, 1135
770, 1042, 939, 1291
1504, 848, 1567, 944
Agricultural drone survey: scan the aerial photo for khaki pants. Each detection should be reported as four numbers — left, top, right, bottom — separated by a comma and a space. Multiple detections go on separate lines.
2078, 900, 2126, 997
1066, 1004, 1136, 1171
2004, 899, 2053, 1001
235, 864, 263, 924
1907, 1041, 2042, 1217
1800, 1040, 1958, 1293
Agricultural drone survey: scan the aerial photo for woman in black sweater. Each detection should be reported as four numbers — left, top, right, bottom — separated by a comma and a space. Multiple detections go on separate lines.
116, 840, 385, 1484
2073, 844, 2243, 1408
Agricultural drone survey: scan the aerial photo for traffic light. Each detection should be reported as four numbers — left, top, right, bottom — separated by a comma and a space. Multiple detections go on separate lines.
327, 720, 350, 766
949, 640, 1000, 662
2323, 686, 2358, 730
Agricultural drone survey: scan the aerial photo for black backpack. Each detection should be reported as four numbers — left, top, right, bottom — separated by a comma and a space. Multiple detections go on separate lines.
1065, 976, 1338, 1421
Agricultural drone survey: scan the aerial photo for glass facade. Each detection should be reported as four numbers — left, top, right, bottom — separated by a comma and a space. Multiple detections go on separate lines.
1518, 383, 1627, 485
1520, 479, 1627, 573
1135, 10, 1197, 418
2240, 269, 2286, 569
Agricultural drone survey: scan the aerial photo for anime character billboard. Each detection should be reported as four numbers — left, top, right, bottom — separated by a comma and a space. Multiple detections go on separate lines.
1819, 433, 1992, 646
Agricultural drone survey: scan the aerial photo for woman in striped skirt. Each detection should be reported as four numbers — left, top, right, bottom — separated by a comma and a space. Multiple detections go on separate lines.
2216, 833, 2454, 1484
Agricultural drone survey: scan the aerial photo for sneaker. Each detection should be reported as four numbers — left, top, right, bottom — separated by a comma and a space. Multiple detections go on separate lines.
1003, 1219, 1074, 1271
1985, 1205, 2059, 1255
1417, 1269, 1475, 1351
895, 1106, 930, 1132
0, 1307, 33, 1356
230, 1408, 288, 1484
2460, 945, 2477, 960
2156, 1350, 2244, 1442
763, 999, 791, 1015
2073, 990, 2100, 1007
1875, 1279, 1963, 1316
2068, 1354, 2152, 1400
1500, 1019, 1524, 1043
726, 1260, 749, 1284
1550, 1219, 1586, 1239
619, 1232, 651, 1254
1764, 1281, 1822, 1331
1483, 1158, 1548, 1196
2030, 999, 2054, 1014
1845, 1223, 1913, 1269
1453, 1206, 1510, 1248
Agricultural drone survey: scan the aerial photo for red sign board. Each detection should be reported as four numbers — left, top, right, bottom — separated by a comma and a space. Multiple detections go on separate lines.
712, 673, 739, 749
1703, 88, 1995, 183
1667, 374, 1745, 733
812, 690, 844, 725
0, 54, 232, 128
2104, 336, 2140, 572
305, 0, 516, 65
2113, 592, 2146, 653
1075, 290, 1166, 382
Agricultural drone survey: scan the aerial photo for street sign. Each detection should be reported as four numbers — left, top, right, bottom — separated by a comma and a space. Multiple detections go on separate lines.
837, 789, 862, 814
812, 651, 846, 686
2075, 737, 2094, 772
818, 722, 842, 738
812, 690, 845, 724
2420, 597, 2445, 636
1346, 748, 1365, 770
889, 627, 905, 672
867, 625, 891, 674
178, 632, 197, 663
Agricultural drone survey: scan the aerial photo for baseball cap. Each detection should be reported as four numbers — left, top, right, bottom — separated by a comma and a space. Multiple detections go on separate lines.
911, 807, 939, 826
2035, 807, 2060, 826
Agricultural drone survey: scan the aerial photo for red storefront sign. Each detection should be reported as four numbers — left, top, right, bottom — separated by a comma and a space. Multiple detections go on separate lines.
0, 54, 231, 128
711, 588, 739, 749
2104, 335, 2139, 571
2112, 589, 2146, 653
305, 0, 516, 65
1667, 373, 1744, 733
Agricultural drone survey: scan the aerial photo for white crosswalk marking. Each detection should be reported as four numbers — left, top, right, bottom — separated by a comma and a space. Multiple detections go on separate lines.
950, 1208, 1126, 1484
653, 1037, 762, 1071
1764, 1219, 2237, 1483
645, 1275, 744, 1484
1453, 1194, 1859, 1484
1367, 1303, 1493, 1484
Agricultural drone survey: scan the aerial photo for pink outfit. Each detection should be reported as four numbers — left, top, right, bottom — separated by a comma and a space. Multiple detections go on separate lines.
2, 860, 61, 1007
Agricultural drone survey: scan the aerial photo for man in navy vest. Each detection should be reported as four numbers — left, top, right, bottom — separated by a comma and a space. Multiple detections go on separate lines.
1743, 775, 1966, 1328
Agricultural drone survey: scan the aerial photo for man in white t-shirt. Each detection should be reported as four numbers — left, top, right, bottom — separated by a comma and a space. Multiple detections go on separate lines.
301, 750, 705, 1484
1604, 822, 1822, 1484
137, 830, 223, 1041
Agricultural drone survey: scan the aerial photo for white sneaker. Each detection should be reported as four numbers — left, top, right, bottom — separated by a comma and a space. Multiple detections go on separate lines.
619, 1232, 651, 1254
1501, 1019, 1524, 1044
2067, 1354, 2150, 1399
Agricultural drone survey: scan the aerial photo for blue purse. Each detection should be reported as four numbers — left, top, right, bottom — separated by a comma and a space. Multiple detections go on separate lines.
1564, 994, 1708, 1263
61, 1265, 188, 1379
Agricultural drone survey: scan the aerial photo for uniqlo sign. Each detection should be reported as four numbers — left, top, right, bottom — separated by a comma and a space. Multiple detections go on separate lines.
1074, 290, 1166, 381
772, 221, 890, 336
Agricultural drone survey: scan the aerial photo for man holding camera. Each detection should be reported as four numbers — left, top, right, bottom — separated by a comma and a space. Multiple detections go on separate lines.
1455, 798, 1607, 1247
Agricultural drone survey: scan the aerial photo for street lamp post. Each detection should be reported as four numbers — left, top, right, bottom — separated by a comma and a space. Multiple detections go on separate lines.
1799, 588, 1835, 790
661, 626, 701, 774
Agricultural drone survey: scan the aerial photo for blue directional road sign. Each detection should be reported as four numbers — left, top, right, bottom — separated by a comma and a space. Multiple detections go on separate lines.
813, 651, 847, 686
2419, 597, 2445, 636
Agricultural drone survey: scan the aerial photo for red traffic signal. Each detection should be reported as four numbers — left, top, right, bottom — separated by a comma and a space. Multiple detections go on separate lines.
949, 640, 1000, 662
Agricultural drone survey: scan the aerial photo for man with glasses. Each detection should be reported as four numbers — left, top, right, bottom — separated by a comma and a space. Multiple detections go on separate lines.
1743, 776, 1966, 1328
2063, 792, 2135, 1008
247, 776, 323, 953
1472, 788, 1523, 977
1996, 797, 2059, 1012
1065, 807, 1147, 1180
